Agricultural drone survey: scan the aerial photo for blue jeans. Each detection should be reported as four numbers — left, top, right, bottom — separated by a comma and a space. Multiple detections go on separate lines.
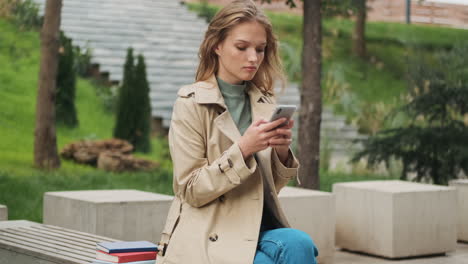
253, 228, 318, 264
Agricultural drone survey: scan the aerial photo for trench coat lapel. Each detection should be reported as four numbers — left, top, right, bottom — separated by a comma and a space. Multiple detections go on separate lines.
247, 83, 276, 123
194, 75, 241, 143
194, 75, 276, 144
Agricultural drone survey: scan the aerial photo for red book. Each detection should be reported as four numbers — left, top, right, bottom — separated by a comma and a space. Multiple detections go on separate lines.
96, 250, 157, 263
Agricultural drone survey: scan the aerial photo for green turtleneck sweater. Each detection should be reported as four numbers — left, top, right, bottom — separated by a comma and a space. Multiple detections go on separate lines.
216, 76, 252, 135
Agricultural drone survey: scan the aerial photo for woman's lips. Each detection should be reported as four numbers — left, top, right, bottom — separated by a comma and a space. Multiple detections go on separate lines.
244, 66, 257, 72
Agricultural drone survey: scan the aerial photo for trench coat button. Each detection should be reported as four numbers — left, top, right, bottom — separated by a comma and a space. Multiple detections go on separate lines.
218, 195, 226, 203
209, 233, 218, 242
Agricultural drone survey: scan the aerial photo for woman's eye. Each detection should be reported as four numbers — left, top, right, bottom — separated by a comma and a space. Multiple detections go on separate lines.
256, 49, 265, 53
237, 47, 246, 51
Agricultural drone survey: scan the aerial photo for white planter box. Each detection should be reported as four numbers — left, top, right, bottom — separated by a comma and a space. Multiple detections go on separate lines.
0, 205, 7, 221
279, 186, 335, 264
333, 180, 457, 258
449, 179, 468, 242
44, 190, 173, 242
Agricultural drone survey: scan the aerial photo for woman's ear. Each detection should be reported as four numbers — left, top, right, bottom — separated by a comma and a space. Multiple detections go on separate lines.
214, 44, 221, 56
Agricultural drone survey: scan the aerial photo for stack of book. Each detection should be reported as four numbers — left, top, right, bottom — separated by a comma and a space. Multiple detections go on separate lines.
90, 241, 158, 264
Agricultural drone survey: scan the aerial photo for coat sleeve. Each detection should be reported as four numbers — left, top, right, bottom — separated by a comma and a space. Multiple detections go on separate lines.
271, 148, 300, 192
169, 97, 257, 208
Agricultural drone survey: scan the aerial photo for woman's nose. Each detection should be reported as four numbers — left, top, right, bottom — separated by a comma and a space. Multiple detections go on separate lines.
247, 49, 258, 63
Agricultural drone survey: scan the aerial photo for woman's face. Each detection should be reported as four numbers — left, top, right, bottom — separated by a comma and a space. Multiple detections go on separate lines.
215, 21, 267, 85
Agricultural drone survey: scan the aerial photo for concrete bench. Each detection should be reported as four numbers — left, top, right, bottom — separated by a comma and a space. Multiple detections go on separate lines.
0, 220, 118, 264
449, 179, 468, 242
44, 190, 173, 242
0, 205, 7, 221
333, 180, 457, 259
278, 186, 335, 264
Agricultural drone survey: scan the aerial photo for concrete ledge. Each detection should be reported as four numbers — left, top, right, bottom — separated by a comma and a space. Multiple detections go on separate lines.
333, 180, 457, 259
0, 205, 7, 221
0, 220, 117, 264
43, 190, 173, 242
449, 179, 468, 242
279, 186, 335, 264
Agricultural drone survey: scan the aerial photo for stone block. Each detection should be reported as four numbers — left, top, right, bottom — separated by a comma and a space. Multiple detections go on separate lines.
44, 190, 173, 242
0, 205, 7, 221
449, 179, 468, 242
333, 180, 457, 259
278, 186, 335, 264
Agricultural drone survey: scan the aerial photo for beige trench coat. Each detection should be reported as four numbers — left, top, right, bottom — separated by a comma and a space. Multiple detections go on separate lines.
156, 75, 299, 264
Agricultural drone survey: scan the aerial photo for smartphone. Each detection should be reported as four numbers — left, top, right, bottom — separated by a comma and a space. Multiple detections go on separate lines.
268, 105, 297, 127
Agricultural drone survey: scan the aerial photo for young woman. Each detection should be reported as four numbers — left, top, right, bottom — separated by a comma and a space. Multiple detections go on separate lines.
156, 1, 318, 263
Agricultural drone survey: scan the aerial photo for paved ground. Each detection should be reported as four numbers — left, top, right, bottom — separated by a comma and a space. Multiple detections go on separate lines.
334, 242, 468, 264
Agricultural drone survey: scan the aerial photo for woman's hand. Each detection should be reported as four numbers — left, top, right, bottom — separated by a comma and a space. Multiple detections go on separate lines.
238, 118, 286, 160
269, 119, 294, 165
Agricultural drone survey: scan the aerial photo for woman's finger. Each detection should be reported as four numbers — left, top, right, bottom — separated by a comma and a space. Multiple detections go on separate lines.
274, 129, 292, 139
269, 137, 292, 146
259, 118, 286, 132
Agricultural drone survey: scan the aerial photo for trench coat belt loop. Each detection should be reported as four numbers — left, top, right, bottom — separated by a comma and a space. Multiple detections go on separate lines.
157, 243, 168, 257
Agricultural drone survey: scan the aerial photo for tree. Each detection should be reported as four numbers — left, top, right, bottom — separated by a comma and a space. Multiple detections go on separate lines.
56, 31, 78, 127
262, 0, 322, 190
133, 55, 152, 153
353, 0, 367, 58
113, 48, 152, 153
352, 43, 468, 185
322, 0, 367, 58
114, 48, 135, 144
34, 0, 62, 169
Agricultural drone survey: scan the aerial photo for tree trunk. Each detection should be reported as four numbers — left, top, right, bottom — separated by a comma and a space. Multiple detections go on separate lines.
34, 0, 62, 169
353, 0, 367, 58
298, 0, 322, 190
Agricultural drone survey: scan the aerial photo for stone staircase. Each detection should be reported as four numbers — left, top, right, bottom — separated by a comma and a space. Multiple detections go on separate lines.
34, 0, 366, 167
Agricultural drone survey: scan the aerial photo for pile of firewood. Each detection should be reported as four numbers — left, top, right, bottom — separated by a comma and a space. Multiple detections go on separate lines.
60, 139, 158, 172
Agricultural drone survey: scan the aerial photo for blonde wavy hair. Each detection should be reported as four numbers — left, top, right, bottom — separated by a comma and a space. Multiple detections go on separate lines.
195, 0, 286, 94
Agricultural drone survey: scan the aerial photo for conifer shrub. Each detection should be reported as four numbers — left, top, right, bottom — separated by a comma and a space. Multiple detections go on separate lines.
113, 48, 152, 153
352, 43, 468, 185
56, 31, 78, 127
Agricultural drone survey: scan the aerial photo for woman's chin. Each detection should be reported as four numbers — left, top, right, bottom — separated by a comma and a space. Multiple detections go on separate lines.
240, 73, 256, 82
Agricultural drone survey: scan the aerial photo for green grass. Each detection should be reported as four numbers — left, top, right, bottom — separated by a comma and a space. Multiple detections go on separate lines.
319, 170, 397, 192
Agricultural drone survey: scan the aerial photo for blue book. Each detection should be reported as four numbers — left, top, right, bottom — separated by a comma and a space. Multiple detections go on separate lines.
90, 260, 156, 264
96, 241, 158, 254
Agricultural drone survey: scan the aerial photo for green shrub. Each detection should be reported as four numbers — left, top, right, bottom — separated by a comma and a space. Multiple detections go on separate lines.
56, 31, 78, 127
353, 43, 468, 185
3, 0, 43, 30
113, 48, 152, 153
74, 44, 92, 77
132, 54, 152, 153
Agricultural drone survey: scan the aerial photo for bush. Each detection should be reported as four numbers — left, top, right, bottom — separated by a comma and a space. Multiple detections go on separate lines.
352, 43, 468, 185
1, 0, 43, 30
56, 31, 78, 127
113, 48, 152, 153
74, 44, 92, 77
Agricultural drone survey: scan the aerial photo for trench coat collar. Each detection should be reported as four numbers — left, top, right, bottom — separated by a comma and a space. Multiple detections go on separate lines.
194, 75, 276, 143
